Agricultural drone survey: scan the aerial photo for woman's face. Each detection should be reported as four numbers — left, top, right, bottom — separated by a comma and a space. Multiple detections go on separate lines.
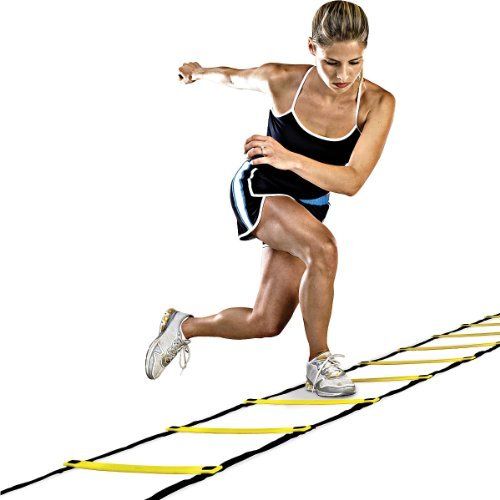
308, 39, 364, 93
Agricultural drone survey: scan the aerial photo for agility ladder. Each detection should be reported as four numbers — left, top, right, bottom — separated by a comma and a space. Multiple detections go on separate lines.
2, 311, 499, 499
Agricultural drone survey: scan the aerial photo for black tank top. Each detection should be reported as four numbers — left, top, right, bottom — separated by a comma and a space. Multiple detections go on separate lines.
249, 65, 363, 200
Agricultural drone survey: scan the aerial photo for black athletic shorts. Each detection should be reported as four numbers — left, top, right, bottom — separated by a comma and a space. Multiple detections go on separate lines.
229, 159, 330, 247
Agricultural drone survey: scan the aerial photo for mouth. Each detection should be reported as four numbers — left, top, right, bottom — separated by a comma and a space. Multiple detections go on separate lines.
333, 82, 350, 88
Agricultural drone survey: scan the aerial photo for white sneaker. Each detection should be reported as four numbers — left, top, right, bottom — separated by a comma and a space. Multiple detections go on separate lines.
305, 351, 356, 397
145, 308, 193, 380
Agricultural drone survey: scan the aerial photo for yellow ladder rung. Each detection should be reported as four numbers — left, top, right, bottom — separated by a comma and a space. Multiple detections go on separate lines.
352, 375, 432, 382
245, 397, 380, 406
462, 322, 500, 327
64, 460, 222, 475
434, 331, 500, 338
400, 342, 500, 351
361, 356, 475, 365
166, 425, 311, 434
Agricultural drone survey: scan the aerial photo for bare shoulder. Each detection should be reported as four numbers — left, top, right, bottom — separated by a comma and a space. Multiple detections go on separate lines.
358, 78, 396, 131
362, 78, 395, 104
260, 63, 311, 87
261, 63, 312, 113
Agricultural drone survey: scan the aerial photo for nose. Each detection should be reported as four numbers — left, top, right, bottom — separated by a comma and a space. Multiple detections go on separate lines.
336, 69, 348, 82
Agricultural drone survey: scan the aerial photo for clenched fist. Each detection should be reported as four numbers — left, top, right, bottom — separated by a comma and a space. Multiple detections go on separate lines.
178, 62, 203, 84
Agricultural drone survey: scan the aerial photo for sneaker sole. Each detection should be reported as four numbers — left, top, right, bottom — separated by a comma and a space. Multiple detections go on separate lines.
305, 379, 356, 397
145, 308, 177, 380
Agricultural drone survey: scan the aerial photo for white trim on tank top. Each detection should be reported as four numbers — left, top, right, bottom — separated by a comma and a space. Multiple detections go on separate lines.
270, 65, 363, 142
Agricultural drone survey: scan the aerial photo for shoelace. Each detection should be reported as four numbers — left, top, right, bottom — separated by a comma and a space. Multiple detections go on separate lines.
178, 342, 191, 375
162, 336, 191, 375
312, 353, 346, 390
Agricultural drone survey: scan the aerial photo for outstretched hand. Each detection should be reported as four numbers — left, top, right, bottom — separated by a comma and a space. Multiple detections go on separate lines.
244, 135, 298, 171
178, 62, 202, 84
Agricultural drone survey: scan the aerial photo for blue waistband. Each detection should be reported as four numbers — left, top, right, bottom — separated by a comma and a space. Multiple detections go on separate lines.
298, 193, 330, 206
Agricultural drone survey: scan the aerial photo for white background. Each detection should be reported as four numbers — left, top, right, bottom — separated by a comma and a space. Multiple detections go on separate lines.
1, 0, 499, 498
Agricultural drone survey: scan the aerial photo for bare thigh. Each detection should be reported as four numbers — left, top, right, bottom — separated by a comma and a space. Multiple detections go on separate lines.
252, 195, 336, 263
251, 245, 306, 334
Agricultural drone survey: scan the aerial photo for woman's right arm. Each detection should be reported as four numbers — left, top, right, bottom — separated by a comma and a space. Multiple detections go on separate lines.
178, 62, 285, 93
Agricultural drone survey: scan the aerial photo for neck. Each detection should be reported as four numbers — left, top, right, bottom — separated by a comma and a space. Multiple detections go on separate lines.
313, 68, 361, 104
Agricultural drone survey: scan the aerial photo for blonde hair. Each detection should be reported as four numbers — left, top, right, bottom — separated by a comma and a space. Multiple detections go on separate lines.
311, 1, 369, 48
311, 1, 368, 82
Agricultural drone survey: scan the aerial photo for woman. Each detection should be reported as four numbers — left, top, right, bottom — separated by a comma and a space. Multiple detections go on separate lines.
145, 1, 395, 397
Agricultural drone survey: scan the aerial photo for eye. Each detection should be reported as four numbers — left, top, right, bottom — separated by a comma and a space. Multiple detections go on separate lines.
325, 61, 360, 66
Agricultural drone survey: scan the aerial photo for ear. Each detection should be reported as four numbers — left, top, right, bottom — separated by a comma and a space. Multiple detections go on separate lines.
307, 37, 316, 56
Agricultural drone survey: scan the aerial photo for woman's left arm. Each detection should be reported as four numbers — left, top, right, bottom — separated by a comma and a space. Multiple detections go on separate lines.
245, 92, 396, 196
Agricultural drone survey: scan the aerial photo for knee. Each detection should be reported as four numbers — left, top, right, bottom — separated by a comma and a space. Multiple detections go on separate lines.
306, 235, 338, 274
250, 314, 285, 338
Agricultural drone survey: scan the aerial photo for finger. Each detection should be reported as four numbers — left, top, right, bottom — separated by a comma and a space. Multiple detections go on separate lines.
245, 134, 269, 145
244, 141, 258, 154
244, 140, 267, 153
248, 148, 275, 163
249, 156, 270, 166
247, 134, 269, 143
246, 146, 268, 159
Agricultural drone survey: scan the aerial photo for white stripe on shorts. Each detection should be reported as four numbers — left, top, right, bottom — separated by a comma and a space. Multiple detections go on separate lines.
231, 160, 253, 229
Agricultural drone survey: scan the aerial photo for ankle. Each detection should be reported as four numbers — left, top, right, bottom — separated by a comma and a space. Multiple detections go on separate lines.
180, 317, 194, 340
308, 348, 330, 362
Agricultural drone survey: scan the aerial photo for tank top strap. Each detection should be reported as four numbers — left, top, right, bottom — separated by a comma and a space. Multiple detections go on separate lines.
291, 66, 315, 112
355, 74, 363, 123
